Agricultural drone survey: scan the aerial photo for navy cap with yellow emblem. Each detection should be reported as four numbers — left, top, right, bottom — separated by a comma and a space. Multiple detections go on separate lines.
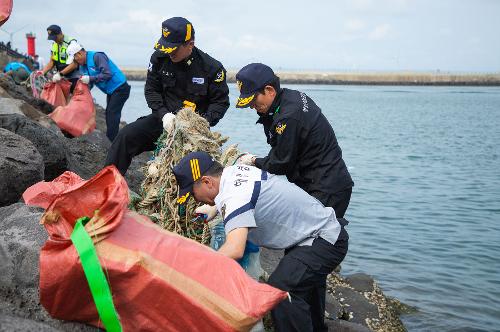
47, 24, 62, 41
235, 63, 276, 108
154, 17, 195, 54
172, 151, 215, 204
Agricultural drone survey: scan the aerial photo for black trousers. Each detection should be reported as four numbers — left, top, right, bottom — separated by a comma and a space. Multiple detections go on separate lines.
312, 187, 352, 218
267, 228, 348, 332
105, 82, 131, 142
105, 113, 163, 175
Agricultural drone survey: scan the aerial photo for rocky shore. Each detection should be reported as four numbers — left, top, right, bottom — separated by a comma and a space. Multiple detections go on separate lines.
124, 68, 500, 86
0, 75, 410, 331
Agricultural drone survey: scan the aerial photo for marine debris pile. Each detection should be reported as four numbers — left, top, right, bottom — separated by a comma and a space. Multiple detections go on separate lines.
132, 107, 240, 244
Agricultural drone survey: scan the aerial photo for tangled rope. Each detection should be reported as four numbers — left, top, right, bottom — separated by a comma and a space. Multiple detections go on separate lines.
29, 71, 47, 98
132, 108, 242, 245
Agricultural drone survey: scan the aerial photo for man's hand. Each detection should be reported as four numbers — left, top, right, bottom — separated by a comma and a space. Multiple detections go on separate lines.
162, 113, 176, 133
194, 204, 218, 221
237, 153, 256, 166
35, 70, 44, 76
80, 75, 90, 84
52, 72, 61, 82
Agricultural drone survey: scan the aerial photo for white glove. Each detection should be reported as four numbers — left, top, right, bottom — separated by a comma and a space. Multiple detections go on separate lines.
237, 153, 256, 166
80, 75, 90, 84
52, 72, 61, 82
162, 113, 176, 132
195, 204, 218, 222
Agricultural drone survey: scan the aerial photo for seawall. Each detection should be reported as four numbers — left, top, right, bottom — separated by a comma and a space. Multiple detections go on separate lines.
123, 69, 500, 86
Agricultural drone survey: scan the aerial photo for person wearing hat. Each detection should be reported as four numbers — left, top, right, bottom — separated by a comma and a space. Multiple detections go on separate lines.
39, 24, 81, 93
172, 151, 349, 331
2, 61, 31, 84
234, 63, 354, 219
105, 17, 229, 175
66, 42, 130, 142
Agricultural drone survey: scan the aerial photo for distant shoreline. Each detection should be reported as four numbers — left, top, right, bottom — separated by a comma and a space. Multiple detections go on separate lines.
123, 69, 500, 86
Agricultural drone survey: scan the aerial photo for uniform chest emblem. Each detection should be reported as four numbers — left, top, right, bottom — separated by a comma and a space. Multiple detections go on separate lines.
192, 77, 205, 84
275, 123, 287, 135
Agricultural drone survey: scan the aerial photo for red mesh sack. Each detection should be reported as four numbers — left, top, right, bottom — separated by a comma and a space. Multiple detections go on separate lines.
23, 166, 287, 331
49, 81, 95, 137
41, 80, 71, 107
0, 0, 13, 27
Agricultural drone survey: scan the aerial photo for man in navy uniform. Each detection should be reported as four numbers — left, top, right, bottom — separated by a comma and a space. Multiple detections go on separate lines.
105, 17, 229, 175
235, 63, 354, 218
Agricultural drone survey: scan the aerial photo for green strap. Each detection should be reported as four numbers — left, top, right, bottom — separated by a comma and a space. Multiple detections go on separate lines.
71, 217, 122, 332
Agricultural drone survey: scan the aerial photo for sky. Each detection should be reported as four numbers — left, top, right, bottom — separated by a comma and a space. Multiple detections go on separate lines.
2, 0, 499, 72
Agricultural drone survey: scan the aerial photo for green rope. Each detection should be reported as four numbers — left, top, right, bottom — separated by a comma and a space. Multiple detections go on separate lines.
71, 216, 122, 332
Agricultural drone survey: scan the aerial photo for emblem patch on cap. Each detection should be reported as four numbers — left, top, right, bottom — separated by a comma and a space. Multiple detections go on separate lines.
236, 80, 242, 91
162, 28, 170, 38
177, 192, 190, 204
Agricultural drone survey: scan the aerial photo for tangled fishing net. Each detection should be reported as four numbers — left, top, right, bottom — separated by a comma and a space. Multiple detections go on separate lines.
29, 71, 47, 98
132, 108, 241, 245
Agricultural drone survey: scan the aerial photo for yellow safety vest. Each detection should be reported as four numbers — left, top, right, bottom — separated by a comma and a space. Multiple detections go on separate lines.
51, 35, 76, 70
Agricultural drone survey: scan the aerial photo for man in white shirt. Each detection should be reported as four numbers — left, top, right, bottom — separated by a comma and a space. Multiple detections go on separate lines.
173, 151, 349, 332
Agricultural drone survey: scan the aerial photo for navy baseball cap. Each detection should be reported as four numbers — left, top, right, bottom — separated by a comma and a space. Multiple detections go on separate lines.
47, 25, 62, 41
154, 17, 195, 54
172, 151, 215, 204
235, 63, 276, 108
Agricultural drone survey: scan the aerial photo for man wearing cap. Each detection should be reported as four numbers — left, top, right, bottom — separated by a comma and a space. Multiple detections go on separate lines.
105, 17, 230, 175
234, 63, 354, 218
172, 151, 348, 331
66, 43, 130, 142
39, 25, 80, 92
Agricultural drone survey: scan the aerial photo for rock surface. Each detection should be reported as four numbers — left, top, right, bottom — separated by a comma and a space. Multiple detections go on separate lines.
0, 128, 44, 206
0, 113, 71, 180
0, 203, 96, 332
260, 248, 407, 331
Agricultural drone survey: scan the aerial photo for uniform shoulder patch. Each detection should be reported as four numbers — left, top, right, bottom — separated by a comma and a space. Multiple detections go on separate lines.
275, 122, 287, 135
214, 69, 225, 83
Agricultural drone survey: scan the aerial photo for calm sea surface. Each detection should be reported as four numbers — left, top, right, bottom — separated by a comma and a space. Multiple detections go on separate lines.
95, 82, 500, 331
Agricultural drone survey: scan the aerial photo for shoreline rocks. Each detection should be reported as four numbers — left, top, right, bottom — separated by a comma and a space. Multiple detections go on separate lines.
260, 249, 408, 331
0, 128, 44, 206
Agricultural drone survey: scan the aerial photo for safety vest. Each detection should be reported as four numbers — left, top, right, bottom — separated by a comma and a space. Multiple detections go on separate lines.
80, 51, 126, 95
51, 35, 77, 71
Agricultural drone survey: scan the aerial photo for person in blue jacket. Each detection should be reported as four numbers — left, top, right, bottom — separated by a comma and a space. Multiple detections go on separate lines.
66, 42, 130, 141
3, 61, 31, 84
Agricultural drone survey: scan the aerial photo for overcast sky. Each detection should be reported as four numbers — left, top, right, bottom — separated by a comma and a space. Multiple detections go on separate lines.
2, 0, 499, 72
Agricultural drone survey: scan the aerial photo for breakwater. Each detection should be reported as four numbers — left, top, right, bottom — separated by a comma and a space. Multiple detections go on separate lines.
123, 68, 500, 86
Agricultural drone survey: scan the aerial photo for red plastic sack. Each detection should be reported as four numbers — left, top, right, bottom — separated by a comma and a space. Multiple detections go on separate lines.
0, 0, 13, 27
23, 166, 287, 331
49, 81, 96, 137
41, 80, 71, 107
